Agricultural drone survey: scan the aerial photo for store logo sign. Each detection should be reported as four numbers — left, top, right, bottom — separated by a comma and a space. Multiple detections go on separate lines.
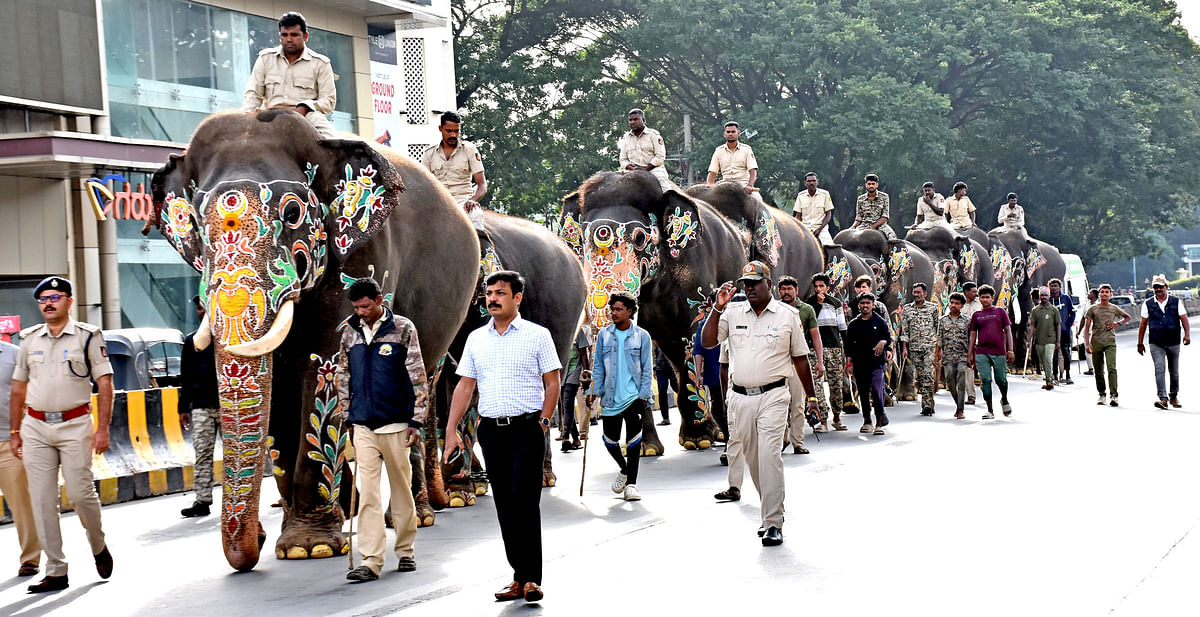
87, 175, 154, 222
368, 24, 397, 64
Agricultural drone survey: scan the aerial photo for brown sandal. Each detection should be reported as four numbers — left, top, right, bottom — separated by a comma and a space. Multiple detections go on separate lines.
18, 561, 39, 577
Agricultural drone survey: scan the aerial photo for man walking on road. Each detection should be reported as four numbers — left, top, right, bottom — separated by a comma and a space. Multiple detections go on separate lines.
1048, 279, 1076, 384
242, 12, 338, 139
793, 172, 836, 244
444, 271, 560, 603
422, 111, 488, 229
1082, 284, 1131, 407
1028, 287, 1062, 390
702, 261, 820, 547
806, 274, 849, 431
339, 278, 427, 582
1, 338, 40, 577
845, 293, 892, 434
180, 296, 219, 518
900, 282, 939, 415
851, 174, 896, 240
936, 293, 971, 419
777, 277, 823, 451
1137, 275, 1190, 409
9, 276, 114, 593
968, 285, 1015, 419
618, 109, 671, 191
588, 293, 654, 501
557, 326, 590, 452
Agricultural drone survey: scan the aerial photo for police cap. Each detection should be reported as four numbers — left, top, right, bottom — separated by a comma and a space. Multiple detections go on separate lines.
34, 276, 73, 298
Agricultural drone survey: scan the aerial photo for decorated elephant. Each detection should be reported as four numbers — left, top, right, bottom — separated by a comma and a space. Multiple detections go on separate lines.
434, 210, 587, 510
984, 228, 1067, 369
903, 227, 995, 314
559, 173, 825, 454
148, 110, 479, 571
821, 245, 875, 306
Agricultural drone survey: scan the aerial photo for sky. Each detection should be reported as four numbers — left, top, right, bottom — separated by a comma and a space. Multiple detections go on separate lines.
1180, 0, 1200, 41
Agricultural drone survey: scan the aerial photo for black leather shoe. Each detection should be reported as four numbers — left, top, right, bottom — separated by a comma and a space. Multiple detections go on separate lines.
346, 566, 378, 582
181, 501, 211, 518
95, 546, 113, 579
714, 487, 741, 502
761, 527, 784, 546
28, 575, 69, 593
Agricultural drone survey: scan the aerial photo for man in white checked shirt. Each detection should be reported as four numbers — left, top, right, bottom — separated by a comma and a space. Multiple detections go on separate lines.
444, 270, 561, 604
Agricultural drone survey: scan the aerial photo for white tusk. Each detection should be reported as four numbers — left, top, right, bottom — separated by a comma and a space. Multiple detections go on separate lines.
194, 312, 212, 351
225, 300, 295, 358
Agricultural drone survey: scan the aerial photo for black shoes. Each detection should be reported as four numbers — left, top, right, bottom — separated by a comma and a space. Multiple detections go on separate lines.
181, 501, 211, 517
714, 487, 741, 502
28, 575, 69, 593
346, 566, 379, 582
761, 527, 784, 546
397, 556, 416, 572
95, 546, 113, 579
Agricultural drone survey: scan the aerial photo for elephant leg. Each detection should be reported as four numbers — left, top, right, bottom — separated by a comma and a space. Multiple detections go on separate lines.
676, 360, 719, 451
542, 432, 557, 488
274, 353, 348, 561
442, 405, 480, 506
409, 444, 435, 527
897, 356, 918, 401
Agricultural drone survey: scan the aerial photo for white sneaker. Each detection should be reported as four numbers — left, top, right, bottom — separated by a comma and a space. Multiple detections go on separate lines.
623, 484, 641, 501
1097, 395, 1107, 406
611, 473, 628, 494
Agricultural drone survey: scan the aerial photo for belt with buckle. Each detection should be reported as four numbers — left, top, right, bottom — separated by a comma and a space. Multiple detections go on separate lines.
27, 403, 90, 424
731, 379, 786, 396
482, 412, 539, 426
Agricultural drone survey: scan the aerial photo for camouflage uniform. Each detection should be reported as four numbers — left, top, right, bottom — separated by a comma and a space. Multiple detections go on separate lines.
853, 191, 896, 240
900, 300, 940, 411
190, 407, 220, 504
937, 312, 971, 412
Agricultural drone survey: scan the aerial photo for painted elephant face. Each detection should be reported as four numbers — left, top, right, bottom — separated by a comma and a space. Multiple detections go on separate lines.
560, 187, 701, 329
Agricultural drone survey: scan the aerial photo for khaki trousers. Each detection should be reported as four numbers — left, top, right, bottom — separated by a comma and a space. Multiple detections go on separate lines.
351, 427, 417, 575
728, 387, 789, 529
22, 415, 105, 576
0, 444, 41, 566
786, 373, 807, 447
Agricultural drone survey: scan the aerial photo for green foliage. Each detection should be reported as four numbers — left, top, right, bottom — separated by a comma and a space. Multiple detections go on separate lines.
453, 0, 1200, 262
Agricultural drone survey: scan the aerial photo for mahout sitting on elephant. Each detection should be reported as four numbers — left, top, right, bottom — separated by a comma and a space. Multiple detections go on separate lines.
148, 110, 479, 570
559, 173, 826, 454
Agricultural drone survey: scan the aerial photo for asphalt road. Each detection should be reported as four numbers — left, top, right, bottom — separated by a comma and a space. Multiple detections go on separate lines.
3, 329, 1199, 617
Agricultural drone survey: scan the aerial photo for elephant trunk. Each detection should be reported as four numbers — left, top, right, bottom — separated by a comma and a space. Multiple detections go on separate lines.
214, 347, 274, 571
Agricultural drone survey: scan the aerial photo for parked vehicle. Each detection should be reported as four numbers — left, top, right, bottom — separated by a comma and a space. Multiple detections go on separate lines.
104, 328, 183, 391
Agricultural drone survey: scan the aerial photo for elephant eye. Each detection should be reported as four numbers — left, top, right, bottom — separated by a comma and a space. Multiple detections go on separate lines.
283, 201, 303, 227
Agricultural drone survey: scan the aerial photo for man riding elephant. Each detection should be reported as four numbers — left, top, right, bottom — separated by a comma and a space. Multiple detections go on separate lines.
559, 173, 824, 455
148, 110, 479, 571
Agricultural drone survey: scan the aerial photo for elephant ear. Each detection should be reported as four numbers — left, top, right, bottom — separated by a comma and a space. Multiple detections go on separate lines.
314, 139, 405, 261
657, 190, 703, 260
150, 153, 204, 273
559, 190, 584, 260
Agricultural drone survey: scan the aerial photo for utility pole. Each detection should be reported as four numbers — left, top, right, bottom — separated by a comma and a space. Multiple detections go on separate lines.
682, 113, 693, 186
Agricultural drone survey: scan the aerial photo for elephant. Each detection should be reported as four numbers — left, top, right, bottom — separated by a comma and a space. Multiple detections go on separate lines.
559, 173, 826, 454
434, 210, 587, 510
904, 227, 995, 314
984, 228, 1067, 370
833, 228, 937, 400
147, 110, 479, 571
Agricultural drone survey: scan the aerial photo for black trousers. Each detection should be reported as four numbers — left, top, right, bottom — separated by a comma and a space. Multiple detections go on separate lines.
559, 382, 580, 441
477, 416, 547, 585
1057, 333, 1073, 377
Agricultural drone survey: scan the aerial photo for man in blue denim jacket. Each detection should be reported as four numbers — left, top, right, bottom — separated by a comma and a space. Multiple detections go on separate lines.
587, 293, 654, 501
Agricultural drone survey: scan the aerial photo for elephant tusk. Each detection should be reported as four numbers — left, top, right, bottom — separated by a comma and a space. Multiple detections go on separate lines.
225, 300, 295, 357
194, 312, 212, 351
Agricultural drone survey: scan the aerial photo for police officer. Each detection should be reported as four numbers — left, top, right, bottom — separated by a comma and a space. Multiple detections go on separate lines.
618, 108, 671, 191
422, 111, 488, 229
242, 12, 338, 139
9, 276, 114, 593
1, 337, 41, 577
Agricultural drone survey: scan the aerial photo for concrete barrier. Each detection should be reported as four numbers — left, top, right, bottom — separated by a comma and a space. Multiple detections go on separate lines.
1, 387, 220, 524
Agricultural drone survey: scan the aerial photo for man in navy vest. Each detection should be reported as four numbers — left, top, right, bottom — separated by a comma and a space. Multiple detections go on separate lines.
1137, 275, 1191, 409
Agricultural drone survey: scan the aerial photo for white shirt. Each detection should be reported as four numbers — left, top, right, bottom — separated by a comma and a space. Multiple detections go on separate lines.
458, 315, 562, 417
915, 193, 952, 229
1140, 296, 1172, 319
998, 203, 1025, 229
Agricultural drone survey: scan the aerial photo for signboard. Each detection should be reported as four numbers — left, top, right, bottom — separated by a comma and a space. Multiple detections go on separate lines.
368, 24, 403, 146
0, 315, 20, 343
1183, 244, 1200, 264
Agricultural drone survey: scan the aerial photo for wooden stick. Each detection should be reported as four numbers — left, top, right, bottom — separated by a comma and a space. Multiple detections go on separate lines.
347, 458, 357, 570
579, 399, 592, 497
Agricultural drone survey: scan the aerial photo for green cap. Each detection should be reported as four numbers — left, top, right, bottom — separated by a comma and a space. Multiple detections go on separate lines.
737, 260, 771, 282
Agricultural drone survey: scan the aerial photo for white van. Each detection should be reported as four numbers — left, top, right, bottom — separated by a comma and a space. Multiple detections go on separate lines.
1062, 253, 1091, 317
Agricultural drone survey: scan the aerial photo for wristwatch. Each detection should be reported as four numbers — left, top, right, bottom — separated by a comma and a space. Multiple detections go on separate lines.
539, 417, 551, 429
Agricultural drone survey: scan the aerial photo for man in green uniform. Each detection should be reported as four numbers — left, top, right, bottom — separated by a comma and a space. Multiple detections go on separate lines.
1028, 287, 1062, 390
777, 277, 823, 449
900, 282, 940, 415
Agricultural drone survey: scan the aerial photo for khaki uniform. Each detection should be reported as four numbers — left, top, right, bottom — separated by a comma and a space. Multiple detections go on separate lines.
422, 141, 486, 227
618, 128, 671, 191
794, 188, 835, 245
14, 320, 112, 577
243, 45, 338, 139
900, 301, 940, 410
708, 143, 760, 202
1, 341, 40, 569
915, 193, 952, 230
854, 191, 896, 240
714, 299, 809, 530
945, 195, 976, 229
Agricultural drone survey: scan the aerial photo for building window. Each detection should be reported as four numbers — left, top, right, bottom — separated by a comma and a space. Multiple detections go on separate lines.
103, 0, 357, 142
402, 38, 426, 125
408, 144, 430, 160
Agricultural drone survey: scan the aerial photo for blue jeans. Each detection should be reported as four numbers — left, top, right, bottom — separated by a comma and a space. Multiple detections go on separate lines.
975, 354, 1009, 401
1149, 343, 1180, 400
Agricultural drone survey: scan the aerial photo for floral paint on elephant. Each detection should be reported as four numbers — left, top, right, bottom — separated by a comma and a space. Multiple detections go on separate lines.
990, 245, 1014, 308
331, 164, 385, 255
217, 357, 269, 538
930, 258, 958, 314
559, 213, 584, 260
305, 353, 346, 513
1026, 246, 1047, 280
683, 345, 711, 425
824, 256, 852, 300
959, 245, 978, 279
578, 218, 660, 329
754, 209, 782, 267
664, 206, 698, 258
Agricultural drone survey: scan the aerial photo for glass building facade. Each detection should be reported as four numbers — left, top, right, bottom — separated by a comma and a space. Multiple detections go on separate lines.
103, 0, 357, 142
